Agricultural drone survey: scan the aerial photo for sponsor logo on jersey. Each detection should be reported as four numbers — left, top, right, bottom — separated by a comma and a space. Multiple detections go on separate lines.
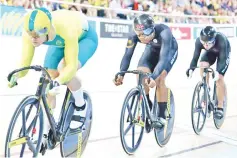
153, 39, 157, 43
56, 40, 63, 46
126, 39, 134, 48
136, 24, 144, 30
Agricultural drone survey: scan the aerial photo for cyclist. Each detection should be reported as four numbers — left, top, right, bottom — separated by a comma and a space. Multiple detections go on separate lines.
7, 8, 98, 133
113, 14, 178, 129
186, 26, 230, 120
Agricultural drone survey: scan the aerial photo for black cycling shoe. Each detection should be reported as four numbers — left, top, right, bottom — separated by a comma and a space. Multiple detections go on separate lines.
39, 134, 48, 155
214, 108, 224, 120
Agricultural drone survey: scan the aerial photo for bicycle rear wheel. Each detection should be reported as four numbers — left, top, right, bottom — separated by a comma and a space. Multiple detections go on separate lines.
191, 81, 208, 135
60, 90, 93, 158
154, 88, 175, 147
213, 83, 228, 129
120, 87, 145, 155
5, 95, 44, 157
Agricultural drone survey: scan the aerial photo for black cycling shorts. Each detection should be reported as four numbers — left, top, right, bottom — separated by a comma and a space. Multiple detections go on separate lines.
200, 51, 229, 76
137, 45, 178, 74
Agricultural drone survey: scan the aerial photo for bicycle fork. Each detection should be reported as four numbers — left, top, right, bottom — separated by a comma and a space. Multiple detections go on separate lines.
132, 93, 145, 127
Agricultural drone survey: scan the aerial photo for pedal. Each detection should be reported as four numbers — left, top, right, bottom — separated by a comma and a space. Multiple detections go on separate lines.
207, 105, 211, 118
145, 118, 152, 133
40, 142, 47, 156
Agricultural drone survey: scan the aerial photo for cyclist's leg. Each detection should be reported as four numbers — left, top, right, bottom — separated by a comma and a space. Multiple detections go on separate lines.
215, 51, 230, 118
153, 49, 178, 124
43, 46, 64, 145
199, 51, 216, 87
137, 45, 158, 110
58, 23, 98, 129
43, 46, 64, 109
199, 51, 217, 116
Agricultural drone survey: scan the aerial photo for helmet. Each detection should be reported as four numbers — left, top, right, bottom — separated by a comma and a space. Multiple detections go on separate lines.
23, 7, 52, 36
200, 26, 217, 43
133, 14, 154, 36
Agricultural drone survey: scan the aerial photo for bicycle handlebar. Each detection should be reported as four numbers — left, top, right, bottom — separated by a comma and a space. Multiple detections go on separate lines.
7, 65, 52, 82
190, 66, 216, 79
115, 70, 152, 80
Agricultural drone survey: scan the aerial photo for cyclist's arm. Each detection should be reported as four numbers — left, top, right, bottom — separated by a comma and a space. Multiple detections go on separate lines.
56, 33, 79, 85
119, 35, 138, 76
190, 38, 202, 69
151, 29, 172, 79
217, 40, 230, 75
17, 31, 35, 78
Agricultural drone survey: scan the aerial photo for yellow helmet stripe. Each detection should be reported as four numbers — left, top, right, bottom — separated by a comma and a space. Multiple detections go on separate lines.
37, 7, 52, 21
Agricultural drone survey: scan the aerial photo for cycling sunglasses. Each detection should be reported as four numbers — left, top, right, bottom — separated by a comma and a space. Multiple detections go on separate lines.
135, 27, 154, 36
27, 27, 48, 38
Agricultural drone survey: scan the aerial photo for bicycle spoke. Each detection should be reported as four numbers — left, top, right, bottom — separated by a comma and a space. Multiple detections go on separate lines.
20, 143, 26, 157
193, 107, 201, 113
201, 109, 205, 118
197, 110, 201, 129
126, 95, 136, 122
22, 109, 26, 136
132, 125, 135, 148
193, 93, 200, 113
132, 96, 140, 119
19, 105, 34, 136
124, 123, 134, 136
194, 92, 200, 110
26, 116, 38, 136
126, 103, 134, 122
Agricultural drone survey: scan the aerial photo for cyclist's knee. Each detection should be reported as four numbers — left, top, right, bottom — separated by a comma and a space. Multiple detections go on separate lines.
155, 70, 167, 88
137, 66, 151, 73
67, 76, 82, 91
47, 69, 59, 79
137, 66, 151, 82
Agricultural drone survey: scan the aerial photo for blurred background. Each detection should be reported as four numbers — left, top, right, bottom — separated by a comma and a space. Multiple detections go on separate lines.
0, 0, 236, 24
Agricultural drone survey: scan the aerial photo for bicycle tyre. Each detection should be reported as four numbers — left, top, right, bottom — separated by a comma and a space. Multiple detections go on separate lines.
5, 95, 44, 157
60, 90, 93, 158
120, 87, 145, 155
213, 83, 228, 129
191, 81, 208, 135
154, 88, 175, 147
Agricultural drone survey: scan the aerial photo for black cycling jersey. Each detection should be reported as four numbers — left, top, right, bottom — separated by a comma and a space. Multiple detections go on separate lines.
120, 24, 178, 79
189, 32, 231, 75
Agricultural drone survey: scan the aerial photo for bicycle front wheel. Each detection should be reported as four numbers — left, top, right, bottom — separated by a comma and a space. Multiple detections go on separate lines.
120, 87, 145, 155
5, 95, 44, 157
191, 81, 208, 135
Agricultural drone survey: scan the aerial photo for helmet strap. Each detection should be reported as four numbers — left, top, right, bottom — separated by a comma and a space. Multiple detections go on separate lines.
46, 34, 49, 42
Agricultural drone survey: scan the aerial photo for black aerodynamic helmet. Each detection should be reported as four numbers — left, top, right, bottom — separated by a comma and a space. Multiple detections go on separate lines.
200, 26, 217, 43
133, 14, 155, 36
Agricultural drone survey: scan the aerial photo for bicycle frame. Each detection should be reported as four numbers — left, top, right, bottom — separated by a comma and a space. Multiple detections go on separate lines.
198, 67, 216, 111
136, 73, 158, 124
8, 66, 72, 144
37, 73, 73, 143
116, 70, 158, 124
